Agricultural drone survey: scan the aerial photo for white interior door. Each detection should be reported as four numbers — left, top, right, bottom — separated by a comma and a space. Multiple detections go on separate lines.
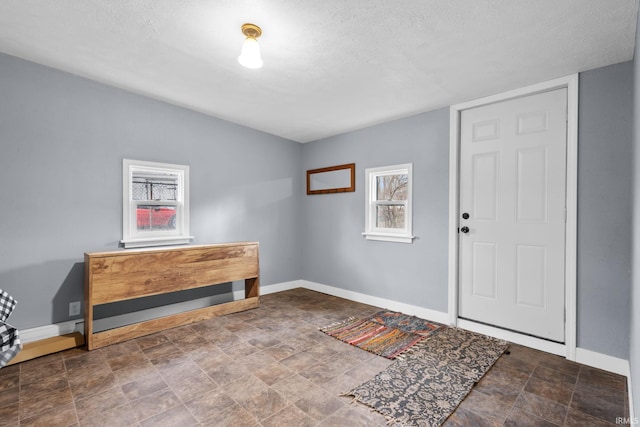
458, 88, 567, 342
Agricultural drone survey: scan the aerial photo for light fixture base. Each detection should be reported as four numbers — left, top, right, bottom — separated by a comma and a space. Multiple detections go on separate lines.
241, 23, 262, 39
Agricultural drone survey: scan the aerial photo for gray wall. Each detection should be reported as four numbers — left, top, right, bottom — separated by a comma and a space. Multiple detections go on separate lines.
631, 5, 640, 416
0, 53, 303, 329
301, 109, 451, 312
0, 50, 634, 362
578, 62, 633, 358
301, 62, 634, 359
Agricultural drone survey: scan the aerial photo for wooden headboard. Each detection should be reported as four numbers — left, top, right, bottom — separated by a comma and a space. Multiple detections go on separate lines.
84, 242, 259, 350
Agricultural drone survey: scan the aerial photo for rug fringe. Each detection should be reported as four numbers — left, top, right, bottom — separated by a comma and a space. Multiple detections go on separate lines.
318, 316, 357, 331
343, 392, 405, 426
394, 333, 432, 360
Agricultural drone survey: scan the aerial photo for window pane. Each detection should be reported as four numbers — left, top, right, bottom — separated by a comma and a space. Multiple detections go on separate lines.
376, 174, 408, 201
136, 205, 177, 231
376, 205, 405, 229
132, 173, 178, 201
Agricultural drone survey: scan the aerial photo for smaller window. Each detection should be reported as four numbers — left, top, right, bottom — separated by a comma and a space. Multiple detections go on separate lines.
363, 163, 414, 243
122, 159, 193, 248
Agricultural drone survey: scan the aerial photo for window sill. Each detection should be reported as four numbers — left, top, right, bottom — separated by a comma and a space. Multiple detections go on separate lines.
120, 236, 194, 249
361, 232, 415, 244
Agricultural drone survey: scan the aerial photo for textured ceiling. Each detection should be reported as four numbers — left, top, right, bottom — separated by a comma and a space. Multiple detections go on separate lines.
0, 1, 637, 142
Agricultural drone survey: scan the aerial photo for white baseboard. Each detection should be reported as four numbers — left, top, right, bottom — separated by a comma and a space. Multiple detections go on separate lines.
20, 279, 633, 391
628, 373, 636, 425
23, 283, 303, 345
282, 281, 633, 379
19, 320, 82, 344
297, 280, 450, 324
234, 280, 305, 299
574, 348, 630, 377
92, 293, 237, 333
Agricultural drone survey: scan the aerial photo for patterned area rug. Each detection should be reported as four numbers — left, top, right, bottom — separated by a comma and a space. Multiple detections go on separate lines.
346, 327, 508, 427
320, 311, 442, 359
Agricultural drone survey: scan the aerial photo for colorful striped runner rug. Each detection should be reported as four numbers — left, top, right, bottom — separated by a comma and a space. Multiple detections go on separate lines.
320, 311, 442, 359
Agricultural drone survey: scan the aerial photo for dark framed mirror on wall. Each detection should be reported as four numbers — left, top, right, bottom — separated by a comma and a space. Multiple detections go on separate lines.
306, 163, 356, 195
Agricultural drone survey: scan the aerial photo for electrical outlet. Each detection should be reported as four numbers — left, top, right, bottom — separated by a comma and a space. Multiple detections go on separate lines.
69, 301, 81, 317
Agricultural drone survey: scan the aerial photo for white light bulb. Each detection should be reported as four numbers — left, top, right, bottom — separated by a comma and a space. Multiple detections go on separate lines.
238, 37, 263, 69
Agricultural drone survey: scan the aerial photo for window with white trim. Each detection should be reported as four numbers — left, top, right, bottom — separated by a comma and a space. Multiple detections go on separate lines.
363, 163, 414, 243
121, 159, 193, 248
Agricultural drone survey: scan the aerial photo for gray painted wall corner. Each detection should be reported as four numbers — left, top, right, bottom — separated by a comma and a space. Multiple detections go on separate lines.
0, 52, 303, 329
302, 63, 635, 360
630, 5, 640, 418
578, 61, 634, 359
301, 108, 451, 313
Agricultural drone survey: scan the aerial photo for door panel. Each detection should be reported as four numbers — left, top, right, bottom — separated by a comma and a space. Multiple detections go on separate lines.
517, 111, 549, 134
516, 245, 546, 308
472, 119, 500, 141
459, 88, 567, 342
472, 242, 497, 299
516, 148, 548, 223
472, 152, 499, 221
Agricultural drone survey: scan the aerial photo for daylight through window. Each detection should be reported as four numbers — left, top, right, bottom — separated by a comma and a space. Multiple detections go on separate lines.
364, 163, 414, 243
122, 159, 193, 248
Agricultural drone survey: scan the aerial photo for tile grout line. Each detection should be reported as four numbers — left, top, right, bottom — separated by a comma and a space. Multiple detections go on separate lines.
501, 351, 539, 426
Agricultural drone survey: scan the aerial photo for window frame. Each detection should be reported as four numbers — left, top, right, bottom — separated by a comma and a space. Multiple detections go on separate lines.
121, 159, 193, 249
363, 163, 415, 243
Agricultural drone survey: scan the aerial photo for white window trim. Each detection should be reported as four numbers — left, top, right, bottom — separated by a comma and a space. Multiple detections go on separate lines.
121, 159, 194, 249
363, 163, 415, 243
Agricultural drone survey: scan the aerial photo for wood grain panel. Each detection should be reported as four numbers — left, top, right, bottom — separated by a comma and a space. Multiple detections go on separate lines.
85, 242, 260, 350
89, 297, 259, 350
89, 243, 257, 274
88, 245, 257, 301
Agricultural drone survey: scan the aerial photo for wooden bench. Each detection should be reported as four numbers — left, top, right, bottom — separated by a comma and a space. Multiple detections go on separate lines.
84, 242, 259, 350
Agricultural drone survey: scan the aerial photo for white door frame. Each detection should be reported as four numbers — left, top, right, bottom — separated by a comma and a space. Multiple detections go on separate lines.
448, 74, 579, 360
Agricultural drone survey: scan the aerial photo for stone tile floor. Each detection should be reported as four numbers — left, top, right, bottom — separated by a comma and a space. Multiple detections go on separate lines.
0, 288, 629, 426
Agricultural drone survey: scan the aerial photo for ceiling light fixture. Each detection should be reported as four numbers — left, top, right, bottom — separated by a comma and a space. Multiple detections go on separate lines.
238, 23, 263, 69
